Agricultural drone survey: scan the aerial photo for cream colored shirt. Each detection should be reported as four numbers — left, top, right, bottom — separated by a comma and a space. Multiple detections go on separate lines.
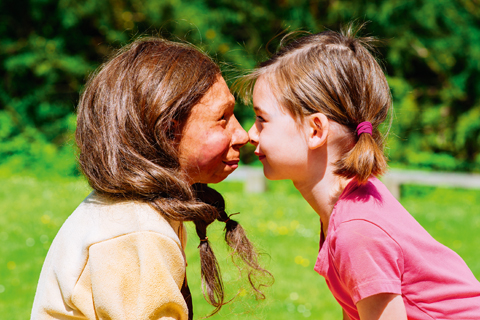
31, 192, 189, 320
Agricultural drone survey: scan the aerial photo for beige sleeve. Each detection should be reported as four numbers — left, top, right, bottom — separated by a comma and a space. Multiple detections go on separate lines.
74, 231, 189, 320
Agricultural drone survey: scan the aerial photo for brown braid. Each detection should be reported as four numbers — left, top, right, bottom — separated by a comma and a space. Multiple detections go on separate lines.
193, 183, 273, 302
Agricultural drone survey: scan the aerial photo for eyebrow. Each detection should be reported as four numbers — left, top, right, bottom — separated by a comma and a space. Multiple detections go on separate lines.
219, 99, 235, 112
253, 106, 263, 113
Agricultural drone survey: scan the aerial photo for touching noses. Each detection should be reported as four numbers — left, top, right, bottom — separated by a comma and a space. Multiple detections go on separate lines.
248, 123, 259, 146
231, 115, 249, 149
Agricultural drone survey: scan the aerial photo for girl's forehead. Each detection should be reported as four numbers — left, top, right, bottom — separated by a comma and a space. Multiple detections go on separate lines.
253, 75, 306, 125
253, 77, 288, 110
253, 77, 276, 103
252, 72, 287, 107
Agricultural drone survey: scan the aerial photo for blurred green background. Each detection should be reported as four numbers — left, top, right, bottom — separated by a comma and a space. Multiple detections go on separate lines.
1, 0, 480, 319
2, 0, 480, 175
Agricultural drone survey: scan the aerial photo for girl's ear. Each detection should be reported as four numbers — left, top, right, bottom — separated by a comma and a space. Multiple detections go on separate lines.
307, 113, 329, 149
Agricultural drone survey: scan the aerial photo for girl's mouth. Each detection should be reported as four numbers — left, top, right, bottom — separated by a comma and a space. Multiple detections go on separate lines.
254, 151, 266, 161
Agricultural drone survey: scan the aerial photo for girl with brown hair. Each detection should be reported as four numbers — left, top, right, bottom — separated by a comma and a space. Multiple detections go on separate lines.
31, 37, 270, 320
238, 26, 480, 319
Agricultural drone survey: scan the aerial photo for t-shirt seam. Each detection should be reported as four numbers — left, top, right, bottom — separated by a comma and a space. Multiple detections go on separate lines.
321, 180, 480, 319
327, 218, 406, 304
402, 294, 436, 320
352, 278, 402, 303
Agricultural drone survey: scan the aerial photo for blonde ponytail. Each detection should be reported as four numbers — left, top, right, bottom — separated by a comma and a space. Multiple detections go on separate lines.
335, 124, 387, 184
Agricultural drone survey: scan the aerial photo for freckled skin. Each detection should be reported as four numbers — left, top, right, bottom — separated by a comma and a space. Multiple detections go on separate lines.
178, 76, 248, 184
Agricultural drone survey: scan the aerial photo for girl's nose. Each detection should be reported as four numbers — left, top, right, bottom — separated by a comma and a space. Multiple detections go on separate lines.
231, 115, 249, 149
248, 124, 259, 146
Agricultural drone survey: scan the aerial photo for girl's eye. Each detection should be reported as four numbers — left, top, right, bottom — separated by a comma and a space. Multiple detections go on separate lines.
256, 115, 265, 122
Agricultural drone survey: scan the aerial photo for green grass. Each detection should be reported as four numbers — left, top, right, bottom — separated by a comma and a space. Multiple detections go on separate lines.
1, 176, 479, 319
0, 176, 92, 319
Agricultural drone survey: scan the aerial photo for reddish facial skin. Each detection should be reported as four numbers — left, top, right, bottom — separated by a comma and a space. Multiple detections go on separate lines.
178, 76, 249, 184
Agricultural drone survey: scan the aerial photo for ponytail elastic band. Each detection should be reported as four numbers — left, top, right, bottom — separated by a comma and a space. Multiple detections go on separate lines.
356, 121, 373, 136
199, 237, 208, 242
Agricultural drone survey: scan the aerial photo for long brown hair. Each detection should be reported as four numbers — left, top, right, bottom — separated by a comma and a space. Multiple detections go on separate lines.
76, 37, 270, 314
236, 24, 392, 183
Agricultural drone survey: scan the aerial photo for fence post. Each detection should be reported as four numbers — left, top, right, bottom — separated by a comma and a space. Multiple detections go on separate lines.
381, 174, 401, 199
244, 167, 267, 193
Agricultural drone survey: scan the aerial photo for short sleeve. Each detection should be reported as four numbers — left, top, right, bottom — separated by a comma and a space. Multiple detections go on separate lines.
330, 220, 404, 304
82, 231, 188, 320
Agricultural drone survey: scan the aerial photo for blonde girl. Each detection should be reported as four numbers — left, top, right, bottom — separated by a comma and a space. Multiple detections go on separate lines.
238, 27, 480, 319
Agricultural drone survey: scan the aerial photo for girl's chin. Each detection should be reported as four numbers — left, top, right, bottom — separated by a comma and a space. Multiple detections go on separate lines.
263, 165, 292, 181
262, 166, 277, 180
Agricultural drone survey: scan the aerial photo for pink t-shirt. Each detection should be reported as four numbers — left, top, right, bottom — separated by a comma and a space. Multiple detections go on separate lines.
314, 177, 480, 320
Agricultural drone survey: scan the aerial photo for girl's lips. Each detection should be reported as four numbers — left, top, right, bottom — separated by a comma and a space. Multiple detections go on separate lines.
254, 151, 266, 161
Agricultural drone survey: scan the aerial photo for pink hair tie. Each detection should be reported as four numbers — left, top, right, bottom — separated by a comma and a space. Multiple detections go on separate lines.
356, 121, 373, 136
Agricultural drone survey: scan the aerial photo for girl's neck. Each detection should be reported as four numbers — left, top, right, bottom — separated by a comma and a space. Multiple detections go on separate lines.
293, 168, 352, 235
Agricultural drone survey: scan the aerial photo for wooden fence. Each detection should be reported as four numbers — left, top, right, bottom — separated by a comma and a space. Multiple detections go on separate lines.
226, 166, 480, 198
382, 169, 480, 199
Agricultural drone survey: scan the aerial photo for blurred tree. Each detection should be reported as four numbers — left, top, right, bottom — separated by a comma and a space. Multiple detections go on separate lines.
0, 0, 479, 175
357, 0, 480, 171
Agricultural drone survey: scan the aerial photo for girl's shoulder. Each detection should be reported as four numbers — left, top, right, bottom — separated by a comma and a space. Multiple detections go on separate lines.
333, 177, 404, 221
330, 177, 424, 240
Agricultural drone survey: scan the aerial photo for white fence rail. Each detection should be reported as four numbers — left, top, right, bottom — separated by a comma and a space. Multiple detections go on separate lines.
382, 169, 480, 199
226, 166, 480, 198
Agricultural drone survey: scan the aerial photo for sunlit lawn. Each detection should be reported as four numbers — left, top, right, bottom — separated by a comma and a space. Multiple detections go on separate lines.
1, 174, 480, 319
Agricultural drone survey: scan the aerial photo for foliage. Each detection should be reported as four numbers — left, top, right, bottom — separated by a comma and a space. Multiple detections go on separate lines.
1, 0, 480, 174
1, 176, 479, 319
370, 0, 480, 172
